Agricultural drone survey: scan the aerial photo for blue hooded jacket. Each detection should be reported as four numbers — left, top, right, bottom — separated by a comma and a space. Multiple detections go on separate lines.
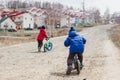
64, 27, 86, 53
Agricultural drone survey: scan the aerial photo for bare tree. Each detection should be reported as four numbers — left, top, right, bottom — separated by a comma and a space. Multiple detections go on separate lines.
42, 2, 51, 9
34, 1, 41, 8
88, 8, 101, 23
111, 12, 120, 24
104, 8, 110, 24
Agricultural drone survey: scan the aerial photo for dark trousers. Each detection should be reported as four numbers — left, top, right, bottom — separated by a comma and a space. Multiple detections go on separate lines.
67, 53, 83, 66
38, 40, 43, 49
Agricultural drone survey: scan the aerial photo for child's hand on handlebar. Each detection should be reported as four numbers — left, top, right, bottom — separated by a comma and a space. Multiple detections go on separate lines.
46, 37, 49, 40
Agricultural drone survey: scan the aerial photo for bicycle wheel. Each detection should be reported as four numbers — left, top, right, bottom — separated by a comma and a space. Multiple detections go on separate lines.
47, 42, 53, 51
76, 61, 80, 74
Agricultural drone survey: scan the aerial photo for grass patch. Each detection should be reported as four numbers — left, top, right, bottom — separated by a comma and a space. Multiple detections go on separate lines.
109, 25, 120, 48
0, 27, 83, 47
0, 36, 35, 46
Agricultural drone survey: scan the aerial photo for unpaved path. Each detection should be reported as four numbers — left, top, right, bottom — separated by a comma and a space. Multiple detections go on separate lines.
0, 24, 120, 80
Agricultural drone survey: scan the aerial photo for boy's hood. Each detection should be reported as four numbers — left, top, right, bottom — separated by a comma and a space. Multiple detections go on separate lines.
68, 31, 78, 37
69, 27, 75, 32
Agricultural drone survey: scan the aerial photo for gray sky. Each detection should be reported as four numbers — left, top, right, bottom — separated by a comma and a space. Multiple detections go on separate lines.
1, 0, 120, 15
39, 0, 120, 15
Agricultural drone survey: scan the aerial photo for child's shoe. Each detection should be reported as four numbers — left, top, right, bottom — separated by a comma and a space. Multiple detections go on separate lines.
38, 47, 41, 52
80, 63, 84, 70
66, 65, 72, 75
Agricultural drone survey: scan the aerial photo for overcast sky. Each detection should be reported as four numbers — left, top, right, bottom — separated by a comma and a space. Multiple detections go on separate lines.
2, 0, 120, 15
38, 0, 120, 15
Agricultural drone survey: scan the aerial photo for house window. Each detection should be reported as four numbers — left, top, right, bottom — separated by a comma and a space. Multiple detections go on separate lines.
18, 17, 20, 19
4, 25, 8, 29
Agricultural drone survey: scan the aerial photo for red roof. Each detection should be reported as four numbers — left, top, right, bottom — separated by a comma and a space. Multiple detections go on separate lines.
31, 9, 37, 12
1, 11, 24, 17
36, 9, 42, 13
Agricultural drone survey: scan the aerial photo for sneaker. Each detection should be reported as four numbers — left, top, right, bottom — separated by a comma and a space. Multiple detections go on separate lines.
38, 47, 41, 52
80, 63, 84, 70
66, 65, 72, 75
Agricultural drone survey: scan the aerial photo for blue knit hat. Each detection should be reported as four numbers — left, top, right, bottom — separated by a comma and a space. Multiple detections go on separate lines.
41, 25, 45, 29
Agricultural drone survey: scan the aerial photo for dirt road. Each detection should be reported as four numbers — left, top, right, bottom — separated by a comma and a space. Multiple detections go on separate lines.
0, 24, 120, 80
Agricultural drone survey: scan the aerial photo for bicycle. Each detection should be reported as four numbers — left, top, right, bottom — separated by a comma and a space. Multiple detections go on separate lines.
66, 54, 81, 75
44, 38, 53, 52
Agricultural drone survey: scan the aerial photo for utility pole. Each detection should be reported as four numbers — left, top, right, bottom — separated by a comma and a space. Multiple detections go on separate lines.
82, 0, 85, 23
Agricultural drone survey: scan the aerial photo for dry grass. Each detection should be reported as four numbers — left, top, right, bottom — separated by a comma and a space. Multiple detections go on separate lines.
0, 27, 82, 47
109, 25, 120, 48
0, 30, 37, 47
47, 27, 82, 37
0, 36, 35, 46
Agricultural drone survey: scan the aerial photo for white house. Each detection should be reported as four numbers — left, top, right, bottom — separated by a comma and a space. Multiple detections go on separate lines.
60, 16, 68, 27
35, 15, 46, 27
14, 13, 34, 29
26, 7, 47, 28
61, 9, 82, 27
0, 16, 16, 30
23, 13, 34, 29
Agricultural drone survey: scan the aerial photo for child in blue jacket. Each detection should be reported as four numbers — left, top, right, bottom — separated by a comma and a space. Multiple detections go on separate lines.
64, 27, 86, 74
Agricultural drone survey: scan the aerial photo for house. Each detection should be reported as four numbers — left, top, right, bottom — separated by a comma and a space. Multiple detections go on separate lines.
60, 16, 68, 27
61, 9, 82, 27
34, 9, 47, 28
26, 7, 47, 28
1, 11, 34, 29
0, 16, 16, 30
35, 15, 46, 28
62, 9, 96, 27
14, 13, 34, 29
